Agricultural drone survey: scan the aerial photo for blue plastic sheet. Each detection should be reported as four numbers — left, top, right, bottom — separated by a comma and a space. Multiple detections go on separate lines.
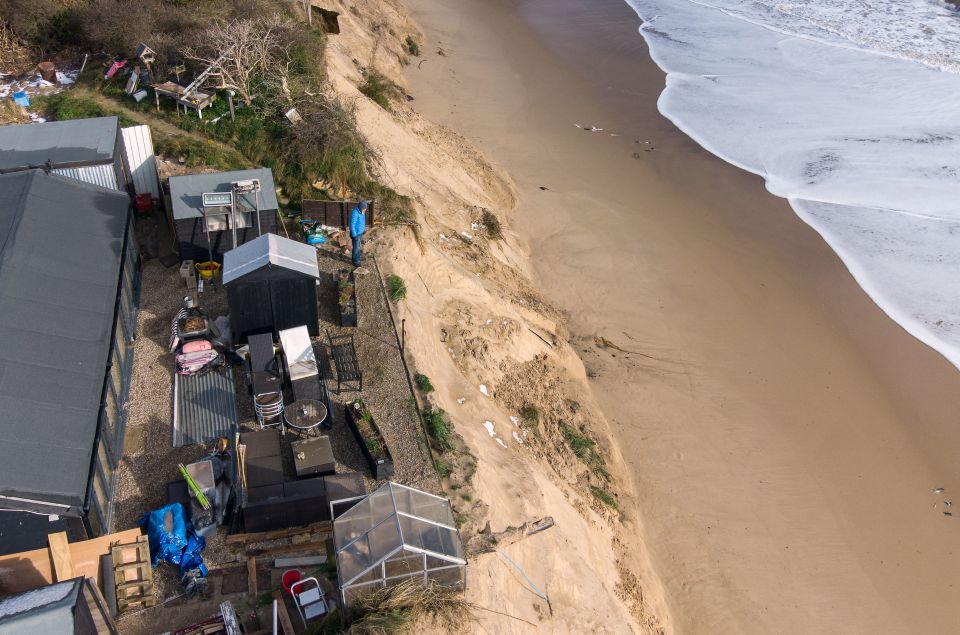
140, 503, 187, 567
139, 503, 207, 577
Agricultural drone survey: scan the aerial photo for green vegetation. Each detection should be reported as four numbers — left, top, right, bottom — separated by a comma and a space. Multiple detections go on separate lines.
33, 93, 105, 121
423, 406, 454, 452
405, 35, 420, 56
359, 69, 402, 110
387, 273, 407, 303
414, 373, 434, 393
590, 486, 619, 512
434, 460, 449, 479
481, 209, 503, 240
561, 423, 608, 479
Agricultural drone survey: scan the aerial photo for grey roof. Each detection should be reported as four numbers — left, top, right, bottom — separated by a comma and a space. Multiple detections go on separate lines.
173, 368, 239, 447
222, 233, 320, 284
0, 578, 82, 633
0, 170, 129, 513
0, 117, 119, 173
168, 168, 279, 220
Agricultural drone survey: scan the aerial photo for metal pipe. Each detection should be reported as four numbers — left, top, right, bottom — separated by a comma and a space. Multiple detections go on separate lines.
272, 599, 278, 635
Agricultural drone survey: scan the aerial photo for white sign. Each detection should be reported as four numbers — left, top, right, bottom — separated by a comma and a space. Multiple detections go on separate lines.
202, 192, 232, 207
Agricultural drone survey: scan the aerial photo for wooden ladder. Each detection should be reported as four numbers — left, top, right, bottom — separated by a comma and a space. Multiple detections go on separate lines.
111, 535, 156, 613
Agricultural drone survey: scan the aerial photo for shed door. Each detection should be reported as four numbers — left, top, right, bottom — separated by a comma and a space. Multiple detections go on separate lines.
270, 278, 317, 335
231, 281, 273, 341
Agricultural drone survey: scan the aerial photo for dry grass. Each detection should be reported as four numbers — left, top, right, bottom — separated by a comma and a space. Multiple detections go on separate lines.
345, 579, 472, 634
0, 20, 33, 75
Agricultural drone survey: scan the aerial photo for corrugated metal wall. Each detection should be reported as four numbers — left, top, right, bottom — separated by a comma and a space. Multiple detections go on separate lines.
121, 125, 160, 199
173, 368, 239, 447
53, 164, 119, 191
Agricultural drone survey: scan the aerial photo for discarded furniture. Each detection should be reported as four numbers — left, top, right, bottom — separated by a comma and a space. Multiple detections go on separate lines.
224, 234, 321, 342
327, 330, 362, 393
151, 80, 215, 118
110, 535, 154, 613
249, 333, 285, 430
0, 577, 118, 634
169, 169, 279, 262
292, 436, 335, 479
345, 400, 394, 479
239, 430, 331, 533
334, 482, 467, 606
291, 576, 327, 626
279, 325, 321, 399
284, 399, 327, 437
173, 367, 239, 447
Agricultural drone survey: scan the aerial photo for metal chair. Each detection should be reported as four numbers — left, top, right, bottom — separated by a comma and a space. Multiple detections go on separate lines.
254, 392, 284, 431
290, 577, 327, 627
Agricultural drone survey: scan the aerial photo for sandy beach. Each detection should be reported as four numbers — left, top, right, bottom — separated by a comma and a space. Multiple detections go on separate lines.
402, 0, 960, 632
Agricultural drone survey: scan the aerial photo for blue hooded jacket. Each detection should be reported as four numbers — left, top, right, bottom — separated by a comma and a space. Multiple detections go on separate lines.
350, 204, 367, 237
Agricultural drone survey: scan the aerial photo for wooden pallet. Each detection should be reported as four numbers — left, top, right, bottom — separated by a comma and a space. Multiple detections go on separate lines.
111, 535, 156, 613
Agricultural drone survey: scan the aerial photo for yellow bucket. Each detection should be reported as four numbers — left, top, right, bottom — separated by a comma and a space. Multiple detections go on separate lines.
195, 261, 221, 281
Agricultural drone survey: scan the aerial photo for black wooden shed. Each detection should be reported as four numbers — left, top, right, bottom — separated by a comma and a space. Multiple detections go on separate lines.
168, 168, 279, 262
223, 233, 321, 343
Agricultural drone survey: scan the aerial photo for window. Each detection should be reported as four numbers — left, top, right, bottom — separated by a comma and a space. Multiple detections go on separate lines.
90, 463, 111, 535
102, 381, 122, 460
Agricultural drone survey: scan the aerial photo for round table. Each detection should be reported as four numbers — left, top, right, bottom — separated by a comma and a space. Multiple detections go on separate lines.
284, 399, 328, 437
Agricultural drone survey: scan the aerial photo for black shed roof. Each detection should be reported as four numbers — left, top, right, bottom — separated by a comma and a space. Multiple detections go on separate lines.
0, 170, 129, 514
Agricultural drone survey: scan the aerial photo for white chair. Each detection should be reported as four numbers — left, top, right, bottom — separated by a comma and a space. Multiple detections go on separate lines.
290, 577, 327, 626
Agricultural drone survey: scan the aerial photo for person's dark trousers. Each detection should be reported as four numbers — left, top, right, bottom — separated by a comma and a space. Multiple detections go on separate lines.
351, 234, 362, 266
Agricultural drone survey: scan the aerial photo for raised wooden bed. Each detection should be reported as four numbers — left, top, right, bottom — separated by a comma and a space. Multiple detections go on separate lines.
345, 400, 394, 479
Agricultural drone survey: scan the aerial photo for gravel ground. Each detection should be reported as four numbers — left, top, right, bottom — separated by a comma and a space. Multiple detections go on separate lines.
109, 224, 438, 631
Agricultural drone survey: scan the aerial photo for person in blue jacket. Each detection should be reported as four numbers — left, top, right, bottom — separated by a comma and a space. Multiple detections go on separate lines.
349, 200, 368, 267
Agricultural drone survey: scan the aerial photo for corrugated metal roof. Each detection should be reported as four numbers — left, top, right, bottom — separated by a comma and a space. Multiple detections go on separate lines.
52, 164, 119, 191
121, 125, 160, 199
0, 171, 129, 513
222, 233, 320, 284
168, 168, 279, 220
173, 368, 239, 447
0, 117, 118, 171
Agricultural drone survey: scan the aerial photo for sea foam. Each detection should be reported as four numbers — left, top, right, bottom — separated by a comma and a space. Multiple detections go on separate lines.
626, 0, 960, 367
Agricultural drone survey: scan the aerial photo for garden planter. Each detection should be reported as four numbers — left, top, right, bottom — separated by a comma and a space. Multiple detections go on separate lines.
345, 400, 394, 480
337, 270, 357, 327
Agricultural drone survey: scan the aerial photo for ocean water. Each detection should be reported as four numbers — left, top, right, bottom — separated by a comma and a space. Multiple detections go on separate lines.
625, 0, 960, 367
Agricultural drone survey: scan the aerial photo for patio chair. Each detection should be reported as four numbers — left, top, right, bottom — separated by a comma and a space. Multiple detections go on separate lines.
290, 577, 327, 626
326, 330, 362, 393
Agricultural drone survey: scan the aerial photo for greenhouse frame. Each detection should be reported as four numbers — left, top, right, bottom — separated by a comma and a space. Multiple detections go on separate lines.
334, 481, 467, 605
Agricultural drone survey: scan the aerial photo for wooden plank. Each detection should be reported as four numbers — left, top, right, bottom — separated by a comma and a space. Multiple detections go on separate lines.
83, 578, 120, 635
246, 539, 328, 558
48, 532, 75, 582
272, 591, 296, 635
0, 527, 144, 595
273, 556, 327, 569
246, 556, 257, 600
226, 521, 331, 545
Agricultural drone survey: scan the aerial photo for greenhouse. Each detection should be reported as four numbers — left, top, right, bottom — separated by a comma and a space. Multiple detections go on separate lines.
334, 481, 467, 605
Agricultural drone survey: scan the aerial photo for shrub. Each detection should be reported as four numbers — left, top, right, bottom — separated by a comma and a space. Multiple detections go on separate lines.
423, 407, 453, 452
387, 274, 407, 303
434, 460, 449, 478
414, 373, 434, 393
405, 35, 420, 56
481, 209, 502, 240
359, 69, 401, 110
519, 404, 540, 426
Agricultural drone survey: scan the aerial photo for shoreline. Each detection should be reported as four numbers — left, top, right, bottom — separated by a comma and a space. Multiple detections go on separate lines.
402, 0, 960, 632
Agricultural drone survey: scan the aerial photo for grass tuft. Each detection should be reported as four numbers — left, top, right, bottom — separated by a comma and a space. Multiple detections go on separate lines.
405, 35, 420, 56
345, 579, 472, 634
359, 69, 402, 110
414, 373, 434, 393
590, 486, 619, 512
386, 273, 407, 303
519, 404, 540, 426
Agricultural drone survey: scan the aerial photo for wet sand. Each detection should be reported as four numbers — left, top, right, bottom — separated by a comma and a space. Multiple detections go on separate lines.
405, 0, 960, 632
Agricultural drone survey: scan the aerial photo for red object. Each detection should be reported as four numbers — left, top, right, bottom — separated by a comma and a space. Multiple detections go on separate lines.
104, 60, 126, 79
281, 570, 303, 595
135, 193, 153, 216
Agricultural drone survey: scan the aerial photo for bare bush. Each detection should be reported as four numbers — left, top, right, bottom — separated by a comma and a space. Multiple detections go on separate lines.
0, 20, 34, 74
181, 15, 297, 107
